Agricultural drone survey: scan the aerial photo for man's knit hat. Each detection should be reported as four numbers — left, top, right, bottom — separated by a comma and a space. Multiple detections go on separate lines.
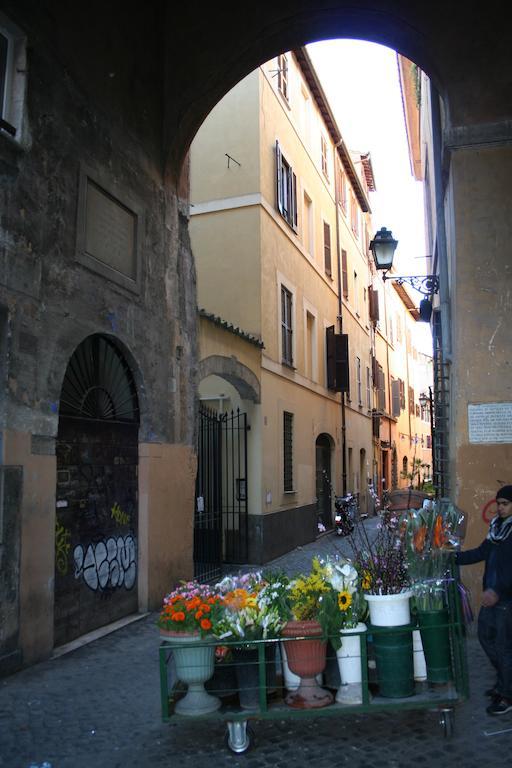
496, 485, 512, 502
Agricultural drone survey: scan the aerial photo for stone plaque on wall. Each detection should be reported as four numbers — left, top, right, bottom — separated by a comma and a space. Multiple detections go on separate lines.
76, 165, 142, 293
468, 402, 512, 444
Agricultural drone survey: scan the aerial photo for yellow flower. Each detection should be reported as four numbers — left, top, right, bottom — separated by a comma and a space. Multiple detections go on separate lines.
362, 571, 372, 591
338, 590, 352, 611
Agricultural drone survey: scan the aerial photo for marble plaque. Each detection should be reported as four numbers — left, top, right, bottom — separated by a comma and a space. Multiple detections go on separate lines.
76, 165, 141, 293
85, 180, 136, 279
468, 402, 512, 444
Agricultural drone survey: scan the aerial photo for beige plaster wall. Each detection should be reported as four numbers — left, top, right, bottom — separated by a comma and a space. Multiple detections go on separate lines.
4, 430, 56, 664
138, 443, 196, 610
190, 207, 262, 337
448, 145, 512, 597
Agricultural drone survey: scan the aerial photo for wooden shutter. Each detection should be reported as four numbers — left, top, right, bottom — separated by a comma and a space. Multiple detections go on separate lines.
326, 327, 349, 392
341, 249, 348, 298
369, 288, 380, 322
291, 170, 298, 230
326, 325, 336, 390
399, 379, 405, 410
391, 379, 401, 417
378, 365, 386, 411
276, 140, 283, 215
324, 222, 331, 276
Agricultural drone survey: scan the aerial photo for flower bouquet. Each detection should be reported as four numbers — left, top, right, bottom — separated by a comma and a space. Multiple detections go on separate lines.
322, 555, 368, 630
214, 570, 289, 709
157, 580, 226, 637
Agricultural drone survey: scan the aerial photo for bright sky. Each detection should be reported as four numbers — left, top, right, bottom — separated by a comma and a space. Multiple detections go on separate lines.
307, 39, 433, 352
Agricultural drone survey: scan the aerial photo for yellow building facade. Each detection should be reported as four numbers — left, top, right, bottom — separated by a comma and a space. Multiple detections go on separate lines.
191, 48, 431, 565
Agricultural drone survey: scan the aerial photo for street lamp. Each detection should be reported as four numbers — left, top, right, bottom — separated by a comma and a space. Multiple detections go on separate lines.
369, 227, 440, 297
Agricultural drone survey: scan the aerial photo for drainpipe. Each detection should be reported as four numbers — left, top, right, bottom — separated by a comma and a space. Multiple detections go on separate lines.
334, 143, 347, 495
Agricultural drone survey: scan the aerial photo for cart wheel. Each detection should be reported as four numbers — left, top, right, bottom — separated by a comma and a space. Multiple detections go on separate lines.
225, 720, 255, 754
439, 708, 454, 738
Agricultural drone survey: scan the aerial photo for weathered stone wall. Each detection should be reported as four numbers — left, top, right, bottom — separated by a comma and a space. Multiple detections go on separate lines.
0, 1, 197, 666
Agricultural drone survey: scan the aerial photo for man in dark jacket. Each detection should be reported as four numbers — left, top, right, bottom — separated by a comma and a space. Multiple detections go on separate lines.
456, 485, 512, 715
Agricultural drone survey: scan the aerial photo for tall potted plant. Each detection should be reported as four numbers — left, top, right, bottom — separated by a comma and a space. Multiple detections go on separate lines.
346, 514, 415, 698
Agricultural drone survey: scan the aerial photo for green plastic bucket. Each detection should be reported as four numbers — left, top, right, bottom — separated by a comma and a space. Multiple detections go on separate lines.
370, 624, 414, 698
417, 609, 452, 684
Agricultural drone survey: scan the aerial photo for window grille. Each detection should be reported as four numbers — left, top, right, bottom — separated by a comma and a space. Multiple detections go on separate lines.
281, 285, 293, 365
283, 411, 294, 491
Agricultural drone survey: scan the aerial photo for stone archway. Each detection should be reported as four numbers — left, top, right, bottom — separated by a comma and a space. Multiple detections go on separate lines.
54, 334, 140, 647
198, 355, 261, 404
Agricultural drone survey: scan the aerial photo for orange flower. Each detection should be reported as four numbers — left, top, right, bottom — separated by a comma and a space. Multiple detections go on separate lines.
414, 525, 427, 552
200, 618, 212, 631
433, 515, 444, 548
172, 611, 186, 622
195, 610, 203, 620
200, 603, 211, 613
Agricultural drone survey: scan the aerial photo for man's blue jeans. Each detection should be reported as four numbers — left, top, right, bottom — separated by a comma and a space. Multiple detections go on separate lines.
478, 602, 512, 698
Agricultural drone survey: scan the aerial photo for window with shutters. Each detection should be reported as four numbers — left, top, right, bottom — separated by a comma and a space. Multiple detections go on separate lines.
321, 135, 329, 178
354, 271, 360, 315
408, 386, 415, 414
0, 15, 26, 142
366, 366, 371, 408
277, 54, 289, 101
276, 141, 298, 231
339, 167, 347, 213
283, 411, 294, 492
356, 357, 362, 405
323, 221, 332, 277
281, 285, 293, 366
350, 190, 359, 236
391, 379, 401, 417
377, 364, 386, 411
341, 249, 349, 299
399, 379, 405, 410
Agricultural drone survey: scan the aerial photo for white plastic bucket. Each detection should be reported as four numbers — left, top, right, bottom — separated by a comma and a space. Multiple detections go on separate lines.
364, 590, 413, 627
336, 623, 367, 684
413, 629, 427, 681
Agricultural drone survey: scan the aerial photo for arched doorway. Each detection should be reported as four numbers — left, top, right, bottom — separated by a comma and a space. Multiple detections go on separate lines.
315, 433, 334, 532
54, 335, 140, 646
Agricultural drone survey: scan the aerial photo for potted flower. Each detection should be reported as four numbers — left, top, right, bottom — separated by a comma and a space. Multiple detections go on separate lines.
157, 580, 226, 715
281, 557, 339, 709
323, 556, 368, 703
215, 570, 287, 709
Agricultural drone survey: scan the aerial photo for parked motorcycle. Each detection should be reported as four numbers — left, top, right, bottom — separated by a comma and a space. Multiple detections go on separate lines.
334, 493, 356, 536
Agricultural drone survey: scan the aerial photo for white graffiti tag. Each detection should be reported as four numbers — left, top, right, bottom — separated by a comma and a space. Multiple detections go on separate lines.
73, 535, 137, 591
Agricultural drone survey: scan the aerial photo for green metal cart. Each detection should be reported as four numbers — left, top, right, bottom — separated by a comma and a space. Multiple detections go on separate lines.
159, 566, 469, 753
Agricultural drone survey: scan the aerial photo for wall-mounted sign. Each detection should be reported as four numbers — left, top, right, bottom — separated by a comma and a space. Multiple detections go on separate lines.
468, 402, 512, 444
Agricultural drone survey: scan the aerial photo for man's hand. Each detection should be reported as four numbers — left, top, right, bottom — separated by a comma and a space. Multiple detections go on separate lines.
481, 589, 499, 607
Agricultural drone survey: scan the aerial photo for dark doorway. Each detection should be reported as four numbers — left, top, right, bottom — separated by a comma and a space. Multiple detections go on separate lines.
315, 433, 333, 532
54, 335, 139, 647
194, 406, 248, 581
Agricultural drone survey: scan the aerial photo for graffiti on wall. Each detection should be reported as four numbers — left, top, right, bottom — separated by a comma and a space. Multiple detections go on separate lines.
55, 518, 71, 576
111, 502, 130, 525
73, 535, 137, 591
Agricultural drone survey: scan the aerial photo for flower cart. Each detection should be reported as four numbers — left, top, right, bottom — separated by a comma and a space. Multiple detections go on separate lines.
158, 534, 469, 753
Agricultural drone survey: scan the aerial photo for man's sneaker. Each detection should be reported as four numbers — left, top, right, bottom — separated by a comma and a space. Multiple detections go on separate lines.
486, 697, 512, 715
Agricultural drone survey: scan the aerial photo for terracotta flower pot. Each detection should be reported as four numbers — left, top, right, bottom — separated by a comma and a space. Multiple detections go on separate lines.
281, 620, 333, 709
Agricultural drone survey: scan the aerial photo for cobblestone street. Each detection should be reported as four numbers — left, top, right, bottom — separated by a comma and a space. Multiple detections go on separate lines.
1, 526, 511, 768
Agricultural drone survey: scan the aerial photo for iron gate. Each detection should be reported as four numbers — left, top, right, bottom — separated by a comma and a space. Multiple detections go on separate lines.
194, 406, 249, 581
